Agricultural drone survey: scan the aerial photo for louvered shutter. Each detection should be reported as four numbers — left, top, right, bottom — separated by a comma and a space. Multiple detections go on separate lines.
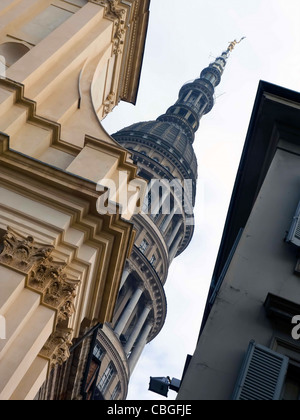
286, 201, 300, 247
232, 341, 289, 400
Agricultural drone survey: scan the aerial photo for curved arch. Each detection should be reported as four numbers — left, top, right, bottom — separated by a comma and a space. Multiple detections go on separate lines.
0, 42, 30, 67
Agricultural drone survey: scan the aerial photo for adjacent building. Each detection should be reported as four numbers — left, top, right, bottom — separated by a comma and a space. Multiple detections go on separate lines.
177, 81, 300, 400
0, 0, 282, 402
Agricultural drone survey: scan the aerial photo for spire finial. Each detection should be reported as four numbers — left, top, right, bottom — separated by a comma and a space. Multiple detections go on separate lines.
227, 37, 246, 52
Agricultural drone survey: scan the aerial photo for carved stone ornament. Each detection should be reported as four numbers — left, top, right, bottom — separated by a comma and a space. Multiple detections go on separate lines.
89, 0, 126, 55
0, 227, 81, 368
103, 92, 116, 116
40, 327, 73, 369
0, 226, 53, 272
28, 259, 80, 323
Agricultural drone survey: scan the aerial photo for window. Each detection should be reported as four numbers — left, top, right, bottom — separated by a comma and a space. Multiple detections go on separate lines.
93, 341, 105, 362
188, 92, 199, 104
271, 336, 300, 400
110, 382, 121, 400
150, 255, 156, 266
188, 115, 196, 125
286, 200, 300, 247
178, 108, 187, 117
97, 362, 115, 394
232, 341, 289, 400
281, 363, 300, 400
139, 239, 149, 254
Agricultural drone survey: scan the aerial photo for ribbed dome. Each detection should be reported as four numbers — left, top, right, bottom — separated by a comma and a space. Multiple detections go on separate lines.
112, 120, 198, 181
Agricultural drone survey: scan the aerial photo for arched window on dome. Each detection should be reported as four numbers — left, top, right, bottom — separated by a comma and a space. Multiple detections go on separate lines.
153, 156, 160, 163
0, 42, 30, 69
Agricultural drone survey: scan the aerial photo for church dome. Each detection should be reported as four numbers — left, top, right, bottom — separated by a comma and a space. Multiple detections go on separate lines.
112, 120, 198, 182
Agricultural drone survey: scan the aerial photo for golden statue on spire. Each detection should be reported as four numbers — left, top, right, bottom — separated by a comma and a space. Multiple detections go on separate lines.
227, 37, 246, 52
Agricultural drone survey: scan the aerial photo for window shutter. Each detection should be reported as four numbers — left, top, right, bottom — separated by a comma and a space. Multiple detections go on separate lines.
286, 201, 300, 247
232, 341, 289, 400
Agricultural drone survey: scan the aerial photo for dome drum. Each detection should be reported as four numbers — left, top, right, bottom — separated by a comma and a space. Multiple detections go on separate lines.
113, 125, 198, 183
200, 66, 222, 87
157, 114, 195, 143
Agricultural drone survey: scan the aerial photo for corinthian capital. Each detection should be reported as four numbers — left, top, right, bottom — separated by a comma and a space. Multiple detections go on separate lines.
0, 226, 53, 272
40, 327, 73, 369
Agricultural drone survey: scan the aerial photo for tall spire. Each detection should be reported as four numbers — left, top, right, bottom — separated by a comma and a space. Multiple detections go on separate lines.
157, 38, 245, 143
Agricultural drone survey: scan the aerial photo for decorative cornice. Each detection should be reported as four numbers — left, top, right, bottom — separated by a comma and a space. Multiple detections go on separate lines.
0, 76, 143, 184
0, 131, 139, 324
120, 0, 150, 104
89, 0, 126, 55
89, 1, 151, 105
0, 78, 78, 156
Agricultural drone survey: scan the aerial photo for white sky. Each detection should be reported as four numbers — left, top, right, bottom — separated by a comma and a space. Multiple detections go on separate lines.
102, 0, 300, 400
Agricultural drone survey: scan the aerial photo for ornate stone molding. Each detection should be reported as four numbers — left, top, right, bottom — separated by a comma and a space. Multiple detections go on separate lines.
28, 259, 80, 324
88, 0, 151, 104
89, 0, 126, 55
0, 227, 81, 369
103, 92, 116, 116
40, 327, 73, 369
0, 226, 53, 272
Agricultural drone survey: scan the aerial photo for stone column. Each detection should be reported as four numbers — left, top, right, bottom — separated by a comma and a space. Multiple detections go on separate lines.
157, 188, 171, 216
167, 219, 182, 248
150, 187, 160, 215
161, 206, 177, 233
114, 287, 143, 336
128, 321, 153, 374
124, 305, 152, 355
120, 266, 131, 289
169, 234, 183, 262
151, 182, 170, 216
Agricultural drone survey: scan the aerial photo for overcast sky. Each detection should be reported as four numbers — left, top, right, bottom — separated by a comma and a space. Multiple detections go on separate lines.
103, 0, 300, 400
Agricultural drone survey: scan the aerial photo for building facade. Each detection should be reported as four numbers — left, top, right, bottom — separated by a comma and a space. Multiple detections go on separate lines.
177, 82, 300, 400
0, 0, 150, 400
78, 40, 247, 400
